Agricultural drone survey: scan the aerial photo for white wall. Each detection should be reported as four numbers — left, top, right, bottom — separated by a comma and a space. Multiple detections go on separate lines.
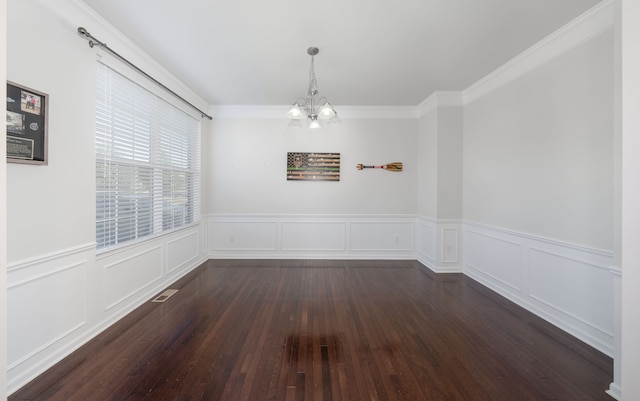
620, 0, 640, 399
463, 30, 614, 252
417, 108, 437, 218
208, 118, 417, 215
416, 95, 464, 272
206, 115, 420, 259
6, 0, 209, 394
7, 0, 95, 261
460, 3, 616, 361
436, 106, 463, 220
1, 0, 8, 398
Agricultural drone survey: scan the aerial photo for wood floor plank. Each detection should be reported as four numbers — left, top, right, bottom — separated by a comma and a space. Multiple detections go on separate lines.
10, 259, 614, 401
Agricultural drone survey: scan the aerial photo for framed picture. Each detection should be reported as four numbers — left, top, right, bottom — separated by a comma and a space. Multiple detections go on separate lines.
287, 152, 340, 181
6, 81, 48, 165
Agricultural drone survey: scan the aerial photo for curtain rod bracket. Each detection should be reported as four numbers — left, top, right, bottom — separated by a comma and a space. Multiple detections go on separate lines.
77, 27, 104, 49
76, 26, 212, 120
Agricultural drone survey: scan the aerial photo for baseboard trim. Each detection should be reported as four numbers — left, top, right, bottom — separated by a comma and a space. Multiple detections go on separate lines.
606, 382, 621, 400
417, 256, 463, 273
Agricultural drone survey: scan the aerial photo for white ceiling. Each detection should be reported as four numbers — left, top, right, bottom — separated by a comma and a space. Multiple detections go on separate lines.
79, 0, 602, 106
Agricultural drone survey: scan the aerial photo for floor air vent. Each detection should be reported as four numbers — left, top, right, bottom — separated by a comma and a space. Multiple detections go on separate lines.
152, 289, 179, 303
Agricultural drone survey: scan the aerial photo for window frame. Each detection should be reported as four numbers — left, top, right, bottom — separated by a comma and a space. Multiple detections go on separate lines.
95, 55, 202, 253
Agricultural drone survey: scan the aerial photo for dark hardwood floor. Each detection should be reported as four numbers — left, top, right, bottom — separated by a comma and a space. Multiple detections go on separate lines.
10, 259, 613, 401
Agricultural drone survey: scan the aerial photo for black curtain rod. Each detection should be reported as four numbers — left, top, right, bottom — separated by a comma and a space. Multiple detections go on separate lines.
77, 27, 213, 120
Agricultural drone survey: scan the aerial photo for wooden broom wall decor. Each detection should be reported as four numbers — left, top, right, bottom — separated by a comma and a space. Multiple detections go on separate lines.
356, 162, 403, 172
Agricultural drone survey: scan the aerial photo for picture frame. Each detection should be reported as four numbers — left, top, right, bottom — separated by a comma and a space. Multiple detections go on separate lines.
287, 152, 340, 181
6, 81, 48, 165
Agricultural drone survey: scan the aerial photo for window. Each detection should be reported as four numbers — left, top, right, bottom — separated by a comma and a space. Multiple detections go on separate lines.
96, 62, 201, 250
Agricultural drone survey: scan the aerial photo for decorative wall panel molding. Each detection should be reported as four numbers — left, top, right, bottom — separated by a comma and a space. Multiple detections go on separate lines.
416, 217, 462, 273
462, 221, 615, 356
210, 220, 279, 252
8, 226, 206, 395
97, 226, 206, 315
465, 229, 523, 291
281, 221, 346, 251
416, 218, 436, 267
349, 221, 414, 251
7, 244, 94, 395
441, 227, 459, 263
208, 214, 416, 259
8, 260, 88, 369
103, 246, 164, 311
167, 231, 201, 273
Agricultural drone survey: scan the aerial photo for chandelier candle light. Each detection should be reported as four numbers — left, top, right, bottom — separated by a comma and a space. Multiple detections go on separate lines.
288, 47, 338, 128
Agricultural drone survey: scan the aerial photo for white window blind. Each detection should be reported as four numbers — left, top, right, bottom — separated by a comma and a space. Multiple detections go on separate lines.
96, 62, 200, 250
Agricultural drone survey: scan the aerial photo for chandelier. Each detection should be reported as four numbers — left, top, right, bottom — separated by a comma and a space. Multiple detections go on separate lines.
287, 47, 338, 128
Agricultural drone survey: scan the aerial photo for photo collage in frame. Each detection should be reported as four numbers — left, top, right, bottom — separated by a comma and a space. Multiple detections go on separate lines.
6, 81, 48, 165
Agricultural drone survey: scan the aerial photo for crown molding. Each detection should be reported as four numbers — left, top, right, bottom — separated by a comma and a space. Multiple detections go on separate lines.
416, 91, 464, 117
338, 106, 418, 119
35, 0, 613, 119
215, 0, 612, 120
209, 105, 419, 120
463, 0, 614, 105
209, 105, 287, 119
34, 0, 209, 111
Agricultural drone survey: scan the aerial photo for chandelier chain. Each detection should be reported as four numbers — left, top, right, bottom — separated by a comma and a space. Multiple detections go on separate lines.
308, 55, 318, 97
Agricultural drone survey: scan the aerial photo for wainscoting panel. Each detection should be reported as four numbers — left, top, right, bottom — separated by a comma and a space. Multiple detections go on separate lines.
441, 228, 459, 263
281, 221, 346, 251
416, 217, 462, 272
167, 231, 201, 273
210, 220, 278, 252
417, 218, 436, 266
103, 246, 164, 311
528, 246, 614, 349
8, 260, 87, 370
8, 227, 207, 395
465, 228, 523, 292
349, 221, 414, 251
7, 243, 94, 395
207, 214, 417, 259
463, 222, 615, 356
